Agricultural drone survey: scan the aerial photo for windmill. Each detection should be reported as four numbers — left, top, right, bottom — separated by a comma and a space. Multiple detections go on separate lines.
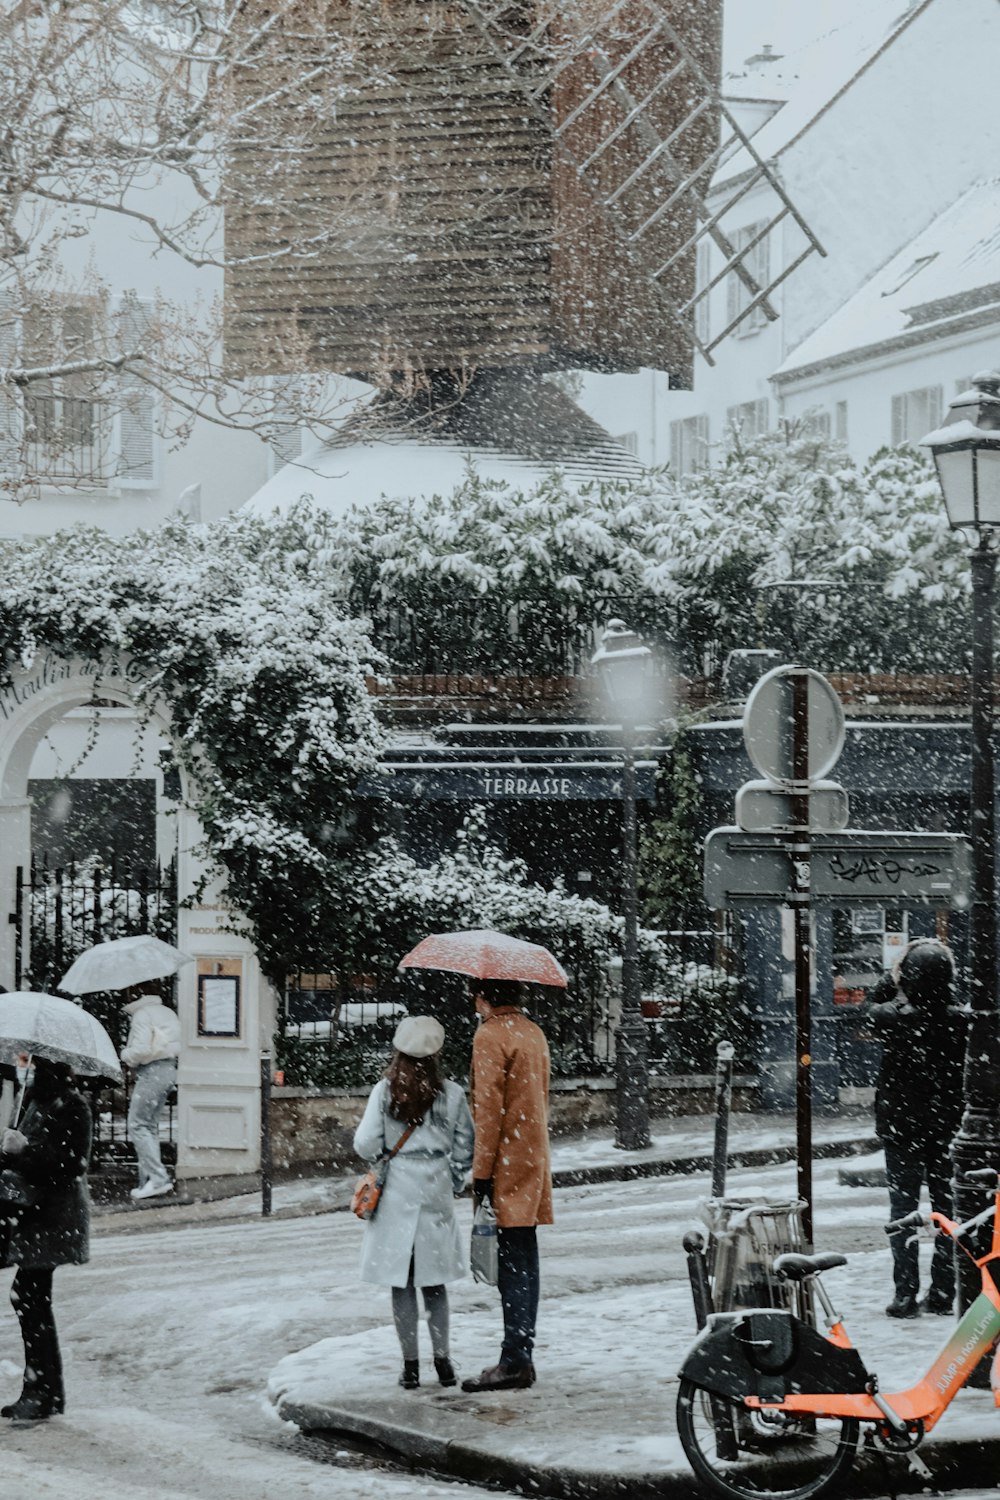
226, 0, 823, 439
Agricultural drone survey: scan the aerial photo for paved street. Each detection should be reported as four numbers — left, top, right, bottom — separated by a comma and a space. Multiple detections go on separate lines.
4, 1142, 991, 1498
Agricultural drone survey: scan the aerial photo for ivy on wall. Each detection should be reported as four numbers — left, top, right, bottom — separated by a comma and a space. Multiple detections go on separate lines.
0, 512, 384, 979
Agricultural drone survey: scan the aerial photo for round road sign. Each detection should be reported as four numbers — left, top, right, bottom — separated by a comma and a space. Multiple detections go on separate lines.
742, 665, 845, 783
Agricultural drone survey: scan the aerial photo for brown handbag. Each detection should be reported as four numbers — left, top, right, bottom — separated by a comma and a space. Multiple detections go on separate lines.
351, 1116, 422, 1220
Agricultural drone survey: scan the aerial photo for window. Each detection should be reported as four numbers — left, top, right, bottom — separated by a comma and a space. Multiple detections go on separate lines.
726, 223, 770, 336
670, 414, 709, 475
891, 385, 943, 446
801, 408, 831, 439
0, 294, 156, 490
725, 398, 769, 445
880, 254, 937, 298
22, 302, 110, 486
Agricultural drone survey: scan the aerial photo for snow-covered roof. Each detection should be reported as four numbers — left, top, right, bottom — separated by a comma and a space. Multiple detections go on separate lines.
715, 0, 931, 187
243, 374, 644, 520
773, 176, 1000, 380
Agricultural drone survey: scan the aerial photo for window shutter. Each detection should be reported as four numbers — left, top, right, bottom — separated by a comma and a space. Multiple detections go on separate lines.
726, 258, 739, 329
0, 292, 22, 477
891, 394, 905, 446
271, 426, 302, 469
115, 296, 156, 487
835, 401, 848, 443
669, 419, 682, 474
755, 397, 769, 434
695, 242, 711, 345
695, 414, 710, 470
928, 385, 943, 431
268, 375, 305, 472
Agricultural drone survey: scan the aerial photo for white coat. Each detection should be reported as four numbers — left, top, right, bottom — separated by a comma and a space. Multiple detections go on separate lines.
353, 1078, 474, 1288
120, 995, 181, 1068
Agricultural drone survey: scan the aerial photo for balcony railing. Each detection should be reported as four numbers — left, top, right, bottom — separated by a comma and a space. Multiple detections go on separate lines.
24, 394, 110, 487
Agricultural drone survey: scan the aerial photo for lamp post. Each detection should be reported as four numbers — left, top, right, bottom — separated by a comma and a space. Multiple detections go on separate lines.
592, 619, 653, 1150
921, 372, 1000, 1321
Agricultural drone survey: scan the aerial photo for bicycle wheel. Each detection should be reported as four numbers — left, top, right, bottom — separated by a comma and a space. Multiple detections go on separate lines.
676, 1379, 859, 1500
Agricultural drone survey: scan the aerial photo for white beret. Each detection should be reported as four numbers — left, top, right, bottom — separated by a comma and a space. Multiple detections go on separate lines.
393, 1014, 445, 1059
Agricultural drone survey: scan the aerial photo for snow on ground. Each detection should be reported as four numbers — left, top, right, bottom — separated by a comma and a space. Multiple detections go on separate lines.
2, 1148, 993, 1497
271, 1153, 995, 1481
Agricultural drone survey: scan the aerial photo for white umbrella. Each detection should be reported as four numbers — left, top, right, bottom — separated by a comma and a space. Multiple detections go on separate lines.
0, 992, 122, 1082
59, 934, 193, 996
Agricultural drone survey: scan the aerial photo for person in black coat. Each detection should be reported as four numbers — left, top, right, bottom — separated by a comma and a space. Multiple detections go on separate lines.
859, 937, 967, 1319
0, 1058, 92, 1420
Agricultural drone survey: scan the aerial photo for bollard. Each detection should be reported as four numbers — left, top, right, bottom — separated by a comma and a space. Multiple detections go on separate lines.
711, 1039, 735, 1200
260, 1052, 272, 1218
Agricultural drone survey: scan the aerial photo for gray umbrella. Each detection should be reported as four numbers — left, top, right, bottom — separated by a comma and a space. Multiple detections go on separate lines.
0, 991, 122, 1083
59, 934, 193, 996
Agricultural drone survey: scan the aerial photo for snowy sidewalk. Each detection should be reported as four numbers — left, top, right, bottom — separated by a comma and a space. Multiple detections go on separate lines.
268, 1154, 1000, 1499
92, 1109, 880, 1234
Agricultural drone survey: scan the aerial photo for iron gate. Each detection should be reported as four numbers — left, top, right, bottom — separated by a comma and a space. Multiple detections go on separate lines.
12, 856, 178, 1177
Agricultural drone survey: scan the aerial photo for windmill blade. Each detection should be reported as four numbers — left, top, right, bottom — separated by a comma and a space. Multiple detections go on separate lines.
460, 0, 825, 366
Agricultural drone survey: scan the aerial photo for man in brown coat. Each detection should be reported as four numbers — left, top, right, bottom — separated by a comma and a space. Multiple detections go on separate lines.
462, 978, 553, 1393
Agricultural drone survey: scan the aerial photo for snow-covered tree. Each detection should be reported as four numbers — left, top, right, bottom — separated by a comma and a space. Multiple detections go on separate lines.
0, 1, 394, 500
0, 511, 385, 973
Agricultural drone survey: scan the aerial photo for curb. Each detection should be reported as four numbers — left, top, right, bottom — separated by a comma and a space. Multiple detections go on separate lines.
550, 1135, 881, 1189
281, 1399, 1000, 1500
92, 1134, 882, 1234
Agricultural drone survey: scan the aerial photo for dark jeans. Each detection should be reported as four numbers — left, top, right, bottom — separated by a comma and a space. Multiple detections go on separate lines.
497, 1226, 539, 1370
883, 1138, 955, 1303
10, 1267, 63, 1406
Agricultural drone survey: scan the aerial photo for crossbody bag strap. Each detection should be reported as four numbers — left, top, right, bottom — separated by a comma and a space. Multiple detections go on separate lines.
385, 1117, 423, 1160
374, 1115, 424, 1189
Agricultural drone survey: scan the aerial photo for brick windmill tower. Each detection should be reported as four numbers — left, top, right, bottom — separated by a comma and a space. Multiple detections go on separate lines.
227, 1, 822, 474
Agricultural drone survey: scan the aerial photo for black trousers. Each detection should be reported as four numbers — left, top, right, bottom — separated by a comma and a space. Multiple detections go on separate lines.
883, 1138, 955, 1303
10, 1268, 63, 1406
497, 1226, 539, 1370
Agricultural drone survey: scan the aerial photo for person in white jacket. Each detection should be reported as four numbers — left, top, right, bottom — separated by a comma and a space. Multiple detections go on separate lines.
120, 985, 181, 1201
354, 1015, 474, 1390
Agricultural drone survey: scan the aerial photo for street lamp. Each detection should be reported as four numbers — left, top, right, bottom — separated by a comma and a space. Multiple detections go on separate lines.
921, 371, 1000, 1320
592, 619, 653, 1150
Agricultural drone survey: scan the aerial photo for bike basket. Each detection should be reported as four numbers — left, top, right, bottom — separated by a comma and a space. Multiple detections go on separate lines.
703, 1197, 813, 1321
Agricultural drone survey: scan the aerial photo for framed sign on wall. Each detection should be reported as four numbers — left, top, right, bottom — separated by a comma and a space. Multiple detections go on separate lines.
197, 959, 243, 1038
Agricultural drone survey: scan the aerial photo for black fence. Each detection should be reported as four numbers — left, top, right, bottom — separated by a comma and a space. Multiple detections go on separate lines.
276, 916, 748, 1090
13, 856, 178, 1171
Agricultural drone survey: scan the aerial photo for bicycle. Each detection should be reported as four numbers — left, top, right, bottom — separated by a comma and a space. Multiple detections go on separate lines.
676, 1166, 1000, 1500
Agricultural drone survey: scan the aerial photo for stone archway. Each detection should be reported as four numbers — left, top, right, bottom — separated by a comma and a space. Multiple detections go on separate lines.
0, 653, 272, 1190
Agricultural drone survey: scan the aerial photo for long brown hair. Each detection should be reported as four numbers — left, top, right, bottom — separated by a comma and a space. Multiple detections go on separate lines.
385, 1050, 443, 1126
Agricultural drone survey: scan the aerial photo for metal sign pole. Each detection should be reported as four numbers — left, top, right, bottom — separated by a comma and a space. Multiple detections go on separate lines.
790, 670, 813, 1249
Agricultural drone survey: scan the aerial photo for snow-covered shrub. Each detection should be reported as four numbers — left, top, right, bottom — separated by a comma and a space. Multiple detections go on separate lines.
652, 961, 755, 1074
0, 513, 384, 978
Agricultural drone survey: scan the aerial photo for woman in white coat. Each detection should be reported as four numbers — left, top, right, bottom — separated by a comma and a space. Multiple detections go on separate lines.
353, 1015, 474, 1390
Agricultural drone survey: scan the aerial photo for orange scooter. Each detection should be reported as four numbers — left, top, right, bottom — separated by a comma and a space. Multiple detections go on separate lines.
677, 1166, 1000, 1500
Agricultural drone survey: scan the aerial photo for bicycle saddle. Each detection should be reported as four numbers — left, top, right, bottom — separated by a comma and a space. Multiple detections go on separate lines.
773, 1251, 847, 1281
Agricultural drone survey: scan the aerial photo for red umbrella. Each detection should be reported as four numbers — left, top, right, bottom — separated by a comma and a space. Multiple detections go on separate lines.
398, 929, 568, 988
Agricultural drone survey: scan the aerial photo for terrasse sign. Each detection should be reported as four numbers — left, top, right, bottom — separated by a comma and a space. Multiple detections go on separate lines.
361, 762, 658, 801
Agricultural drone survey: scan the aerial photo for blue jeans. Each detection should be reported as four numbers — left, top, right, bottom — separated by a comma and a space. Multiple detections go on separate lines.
128, 1059, 176, 1189
883, 1137, 955, 1302
498, 1226, 539, 1369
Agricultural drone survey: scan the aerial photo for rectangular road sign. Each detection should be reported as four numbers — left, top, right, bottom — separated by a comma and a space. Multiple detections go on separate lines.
704, 827, 971, 909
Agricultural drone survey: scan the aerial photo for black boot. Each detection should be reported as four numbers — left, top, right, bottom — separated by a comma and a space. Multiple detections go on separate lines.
398, 1360, 420, 1390
885, 1294, 920, 1319
1, 1387, 63, 1421
434, 1355, 457, 1387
